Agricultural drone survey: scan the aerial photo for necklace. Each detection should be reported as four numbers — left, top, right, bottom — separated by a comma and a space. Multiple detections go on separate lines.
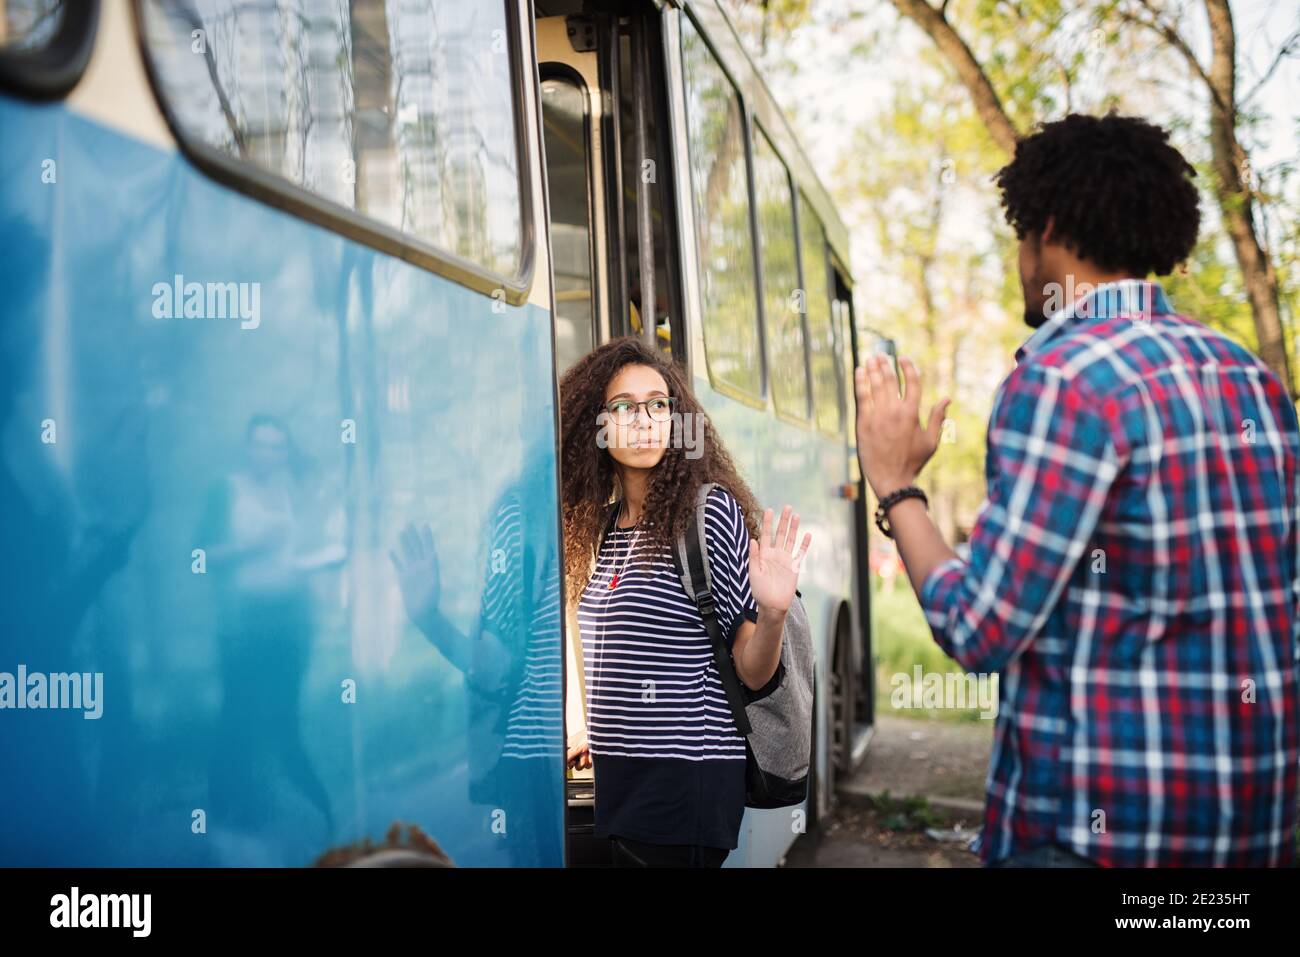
608, 502, 642, 590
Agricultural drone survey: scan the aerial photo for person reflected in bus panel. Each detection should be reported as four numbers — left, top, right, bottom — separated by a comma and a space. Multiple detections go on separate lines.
558, 337, 811, 868
198, 415, 342, 841
855, 113, 1299, 867
390, 443, 564, 867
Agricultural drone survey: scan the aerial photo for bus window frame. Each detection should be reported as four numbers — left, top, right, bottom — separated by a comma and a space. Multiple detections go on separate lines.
539, 62, 600, 368
640, 10, 688, 371
678, 8, 766, 411
0, 0, 100, 101
753, 117, 813, 429
598, 12, 630, 339
130, 0, 538, 307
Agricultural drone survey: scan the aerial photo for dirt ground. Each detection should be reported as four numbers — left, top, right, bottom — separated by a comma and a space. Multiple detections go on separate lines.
783, 713, 994, 868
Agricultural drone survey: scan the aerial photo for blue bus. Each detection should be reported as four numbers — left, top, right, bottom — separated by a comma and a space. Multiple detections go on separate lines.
0, 0, 875, 867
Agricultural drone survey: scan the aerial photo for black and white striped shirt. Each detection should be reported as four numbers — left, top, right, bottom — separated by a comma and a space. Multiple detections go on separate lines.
577, 485, 759, 848
478, 495, 564, 762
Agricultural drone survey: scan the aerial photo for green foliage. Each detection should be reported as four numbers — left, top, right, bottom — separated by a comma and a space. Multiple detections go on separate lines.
834, 78, 1018, 533
866, 790, 943, 830
1164, 235, 1260, 351
871, 578, 988, 723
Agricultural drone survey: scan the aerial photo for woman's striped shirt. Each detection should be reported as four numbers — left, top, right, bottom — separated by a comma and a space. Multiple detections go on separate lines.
577, 485, 759, 849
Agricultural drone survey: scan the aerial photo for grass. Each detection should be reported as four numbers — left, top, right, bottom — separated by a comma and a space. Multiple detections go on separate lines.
863, 791, 943, 832
870, 576, 989, 723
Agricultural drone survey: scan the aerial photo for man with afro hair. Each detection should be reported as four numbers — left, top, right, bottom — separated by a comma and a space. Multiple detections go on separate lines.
854, 112, 1299, 868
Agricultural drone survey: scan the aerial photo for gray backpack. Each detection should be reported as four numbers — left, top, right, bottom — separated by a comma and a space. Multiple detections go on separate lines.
671, 483, 815, 809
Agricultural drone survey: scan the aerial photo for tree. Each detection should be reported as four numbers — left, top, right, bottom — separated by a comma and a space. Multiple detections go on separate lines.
887, 0, 1298, 397
835, 79, 1022, 540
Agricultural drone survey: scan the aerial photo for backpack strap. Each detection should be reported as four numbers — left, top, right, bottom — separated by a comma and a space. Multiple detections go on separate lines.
672, 482, 754, 736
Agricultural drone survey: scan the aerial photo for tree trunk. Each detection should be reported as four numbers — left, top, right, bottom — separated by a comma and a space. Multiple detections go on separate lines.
1203, 0, 1294, 396
887, 0, 1020, 155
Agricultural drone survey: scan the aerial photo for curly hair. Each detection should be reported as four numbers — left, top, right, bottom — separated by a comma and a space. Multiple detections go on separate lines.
994, 112, 1200, 276
559, 336, 761, 606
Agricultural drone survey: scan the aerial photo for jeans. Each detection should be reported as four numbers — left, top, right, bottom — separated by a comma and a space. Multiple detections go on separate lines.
609, 835, 730, 868
988, 843, 1100, 868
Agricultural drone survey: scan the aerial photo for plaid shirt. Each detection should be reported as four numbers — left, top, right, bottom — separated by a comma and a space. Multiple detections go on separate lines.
920, 279, 1300, 866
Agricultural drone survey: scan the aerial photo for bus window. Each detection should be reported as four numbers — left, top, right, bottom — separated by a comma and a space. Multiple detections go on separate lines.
0, 0, 63, 50
834, 296, 856, 441
0, 0, 98, 99
798, 192, 840, 434
139, 0, 526, 285
752, 126, 809, 421
679, 14, 761, 397
541, 74, 596, 374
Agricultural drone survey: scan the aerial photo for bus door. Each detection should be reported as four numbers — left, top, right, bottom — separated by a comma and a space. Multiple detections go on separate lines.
536, 3, 684, 373
536, 3, 687, 868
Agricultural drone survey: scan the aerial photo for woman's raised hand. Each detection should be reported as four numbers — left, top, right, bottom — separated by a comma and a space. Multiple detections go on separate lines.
390, 521, 441, 626
748, 505, 812, 614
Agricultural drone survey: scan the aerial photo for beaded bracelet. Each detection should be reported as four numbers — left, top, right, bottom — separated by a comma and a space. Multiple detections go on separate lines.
874, 485, 928, 538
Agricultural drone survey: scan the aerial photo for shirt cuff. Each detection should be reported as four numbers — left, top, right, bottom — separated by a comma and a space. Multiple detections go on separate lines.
742, 658, 785, 704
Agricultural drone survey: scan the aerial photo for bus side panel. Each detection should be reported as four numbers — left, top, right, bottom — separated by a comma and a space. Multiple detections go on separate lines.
0, 97, 564, 867
698, 386, 854, 868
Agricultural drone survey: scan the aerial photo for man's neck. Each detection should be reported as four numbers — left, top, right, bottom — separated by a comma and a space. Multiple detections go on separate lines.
1055, 265, 1137, 315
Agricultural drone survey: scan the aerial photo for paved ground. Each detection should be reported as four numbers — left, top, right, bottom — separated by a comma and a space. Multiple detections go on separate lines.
783, 713, 994, 867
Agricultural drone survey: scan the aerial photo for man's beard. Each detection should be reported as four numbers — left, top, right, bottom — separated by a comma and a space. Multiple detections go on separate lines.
1021, 267, 1051, 328
1022, 306, 1049, 329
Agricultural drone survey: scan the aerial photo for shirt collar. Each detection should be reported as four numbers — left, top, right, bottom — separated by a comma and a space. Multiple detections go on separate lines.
1015, 278, 1175, 363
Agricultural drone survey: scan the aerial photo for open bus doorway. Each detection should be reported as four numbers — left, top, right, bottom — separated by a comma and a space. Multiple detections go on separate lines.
536, 0, 687, 867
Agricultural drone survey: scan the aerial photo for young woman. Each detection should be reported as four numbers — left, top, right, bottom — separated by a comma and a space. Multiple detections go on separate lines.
560, 337, 812, 868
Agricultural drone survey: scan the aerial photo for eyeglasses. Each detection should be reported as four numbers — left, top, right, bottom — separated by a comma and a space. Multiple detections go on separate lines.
603, 395, 677, 425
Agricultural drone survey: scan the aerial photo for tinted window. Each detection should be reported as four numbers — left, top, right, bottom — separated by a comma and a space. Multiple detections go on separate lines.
834, 296, 856, 441
680, 16, 760, 396
752, 127, 808, 419
140, 0, 525, 281
799, 192, 840, 433
541, 76, 595, 373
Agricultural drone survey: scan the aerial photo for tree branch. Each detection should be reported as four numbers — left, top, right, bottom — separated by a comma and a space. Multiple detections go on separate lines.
887, 0, 1020, 155
1241, 28, 1299, 106
1112, 5, 1228, 117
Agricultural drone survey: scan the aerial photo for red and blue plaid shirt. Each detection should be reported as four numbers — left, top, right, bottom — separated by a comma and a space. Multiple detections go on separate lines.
920, 279, 1300, 866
